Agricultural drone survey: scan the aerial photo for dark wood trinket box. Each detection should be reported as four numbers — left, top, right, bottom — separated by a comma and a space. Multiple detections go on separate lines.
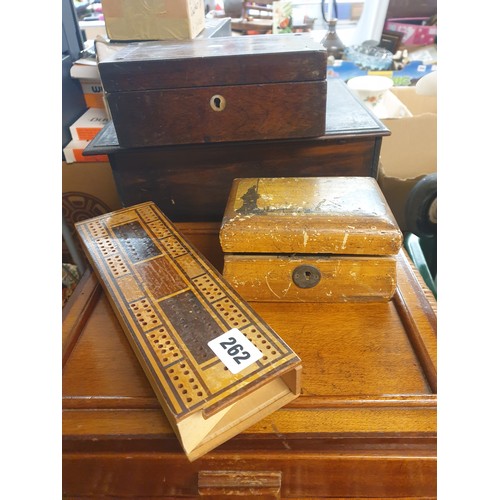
98, 33, 327, 148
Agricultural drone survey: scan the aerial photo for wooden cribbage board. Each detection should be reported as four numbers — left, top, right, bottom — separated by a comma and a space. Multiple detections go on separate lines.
75, 201, 301, 461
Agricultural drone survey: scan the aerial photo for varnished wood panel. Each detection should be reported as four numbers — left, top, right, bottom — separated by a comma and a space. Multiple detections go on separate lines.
198, 470, 281, 498
107, 81, 326, 148
223, 254, 397, 302
99, 34, 326, 93
99, 34, 327, 148
110, 138, 384, 222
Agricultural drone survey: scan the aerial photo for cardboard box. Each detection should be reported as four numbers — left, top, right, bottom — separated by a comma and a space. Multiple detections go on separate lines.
62, 161, 122, 215
63, 140, 109, 164
62, 160, 122, 266
79, 80, 105, 109
377, 85, 437, 231
102, 0, 205, 41
70, 59, 100, 80
384, 18, 437, 46
70, 108, 109, 141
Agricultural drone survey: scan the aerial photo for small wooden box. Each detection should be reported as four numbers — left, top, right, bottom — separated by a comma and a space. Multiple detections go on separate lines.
220, 177, 403, 302
98, 33, 327, 148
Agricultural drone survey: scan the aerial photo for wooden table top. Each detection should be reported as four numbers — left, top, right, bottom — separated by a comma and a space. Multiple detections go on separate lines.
62, 222, 437, 499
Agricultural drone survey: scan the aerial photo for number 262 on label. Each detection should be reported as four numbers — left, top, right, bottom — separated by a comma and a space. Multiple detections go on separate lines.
208, 328, 263, 374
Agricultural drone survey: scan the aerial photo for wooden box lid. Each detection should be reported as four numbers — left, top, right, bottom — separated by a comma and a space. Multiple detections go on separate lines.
220, 177, 403, 256
98, 33, 326, 93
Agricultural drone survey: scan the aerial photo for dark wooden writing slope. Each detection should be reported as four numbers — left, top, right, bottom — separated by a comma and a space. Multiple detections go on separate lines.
63, 222, 437, 498
84, 79, 390, 222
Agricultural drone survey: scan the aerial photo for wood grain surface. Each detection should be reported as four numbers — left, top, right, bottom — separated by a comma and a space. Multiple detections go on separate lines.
223, 254, 397, 302
74, 204, 301, 461
99, 33, 327, 148
63, 221, 437, 498
106, 81, 326, 147
220, 177, 402, 255
83, 79, 389, 223
98, 33, 326, 92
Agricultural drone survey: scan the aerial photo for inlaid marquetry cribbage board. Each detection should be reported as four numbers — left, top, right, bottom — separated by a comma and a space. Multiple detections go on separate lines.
75, 201, 302, 461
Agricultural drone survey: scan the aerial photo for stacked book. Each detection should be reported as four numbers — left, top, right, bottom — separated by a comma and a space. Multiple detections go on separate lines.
63, 107, 109, 163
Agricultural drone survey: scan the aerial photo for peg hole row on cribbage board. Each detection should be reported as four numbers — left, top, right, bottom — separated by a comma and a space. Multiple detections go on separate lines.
80, 203, 290, 418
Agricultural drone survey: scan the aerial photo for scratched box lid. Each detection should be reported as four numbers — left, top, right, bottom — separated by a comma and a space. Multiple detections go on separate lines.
220, 177, 403, 256
98, 33, 326, 93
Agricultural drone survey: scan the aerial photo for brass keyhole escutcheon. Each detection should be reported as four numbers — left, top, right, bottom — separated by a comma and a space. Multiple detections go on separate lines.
210, 94, 226, 112
292, 265, 321, 289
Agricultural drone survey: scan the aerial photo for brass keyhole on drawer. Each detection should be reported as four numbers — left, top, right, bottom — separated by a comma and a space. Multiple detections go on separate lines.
210, 94, 226, 112
292, 265, 321, 289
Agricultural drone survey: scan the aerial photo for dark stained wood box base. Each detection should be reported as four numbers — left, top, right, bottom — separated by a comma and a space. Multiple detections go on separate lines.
84, 79, 390, 222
